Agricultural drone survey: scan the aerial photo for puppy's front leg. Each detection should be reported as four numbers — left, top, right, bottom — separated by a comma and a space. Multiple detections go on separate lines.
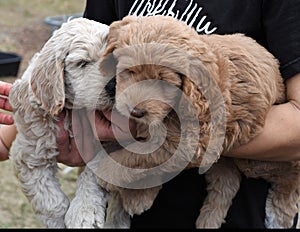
12, 159, 69, 228
97, 147, 164, 217
105, 191, 131, 228
65, 166, 108, 228
120, 186, 162, 216
196, 157, 241, 228
234, 159, 300, 228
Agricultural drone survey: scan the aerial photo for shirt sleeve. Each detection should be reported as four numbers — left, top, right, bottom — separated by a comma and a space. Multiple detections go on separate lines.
83, 0, 118, 25
262, 0, 300, 80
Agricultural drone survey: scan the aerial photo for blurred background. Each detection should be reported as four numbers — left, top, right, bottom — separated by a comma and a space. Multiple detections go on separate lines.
0, 0, 85, 228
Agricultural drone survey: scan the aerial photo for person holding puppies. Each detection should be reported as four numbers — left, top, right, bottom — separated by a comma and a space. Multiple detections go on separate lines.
0, 0, 299, 229
0, 81, 135, 166
76, 0, 300, 229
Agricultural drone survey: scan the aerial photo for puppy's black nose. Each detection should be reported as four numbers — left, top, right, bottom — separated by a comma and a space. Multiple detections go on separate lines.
105, 77, 116, 98
130, 107, 146, 118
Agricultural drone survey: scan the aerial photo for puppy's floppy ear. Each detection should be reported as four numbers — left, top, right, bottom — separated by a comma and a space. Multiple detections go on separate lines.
30, 41, 65, 116
99, 52, 118, 78
99, 24, 118, 77
9, 79, 29, 110
99, 16, 139, 76
102, 15, 138, 57
180, 55, 226, 173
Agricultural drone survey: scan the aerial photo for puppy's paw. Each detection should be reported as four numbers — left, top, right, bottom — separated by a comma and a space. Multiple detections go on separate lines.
64, 167, 108, 228
65, 196, 107, 228
40, 215, 66, 228
265, 193, 296, 229
121, 186, 161, 216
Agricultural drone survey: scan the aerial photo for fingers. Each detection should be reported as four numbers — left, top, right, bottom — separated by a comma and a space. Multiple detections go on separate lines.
0, 81, 11, 97
65, 138, 87, 167
55, 108, 138, 167
103, 110, 137, 136
0, 81, 12, 111
95, 111, 136, 141
56, 111, 71, 159
89, 110, 116, 141
56, 109, 99, 167
0, 112, 14, 125
56, 110, 85, 167
0, 81, 13, 124
72, 109, 98, 163
0, 96, 12, 112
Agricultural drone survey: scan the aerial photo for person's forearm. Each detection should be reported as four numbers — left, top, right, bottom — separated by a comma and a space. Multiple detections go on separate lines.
225, 73, 300, 161
225, 102, 300, 161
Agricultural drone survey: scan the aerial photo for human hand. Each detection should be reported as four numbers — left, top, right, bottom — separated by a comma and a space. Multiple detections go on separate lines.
0, 124, 17, 161
90, 110, 137, 142
56, 109, 137, 167
0, 81, 14, 124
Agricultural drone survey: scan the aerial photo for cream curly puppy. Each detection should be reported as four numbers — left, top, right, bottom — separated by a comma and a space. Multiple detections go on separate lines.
96, 15, 300, 229
9, 18, 114, 228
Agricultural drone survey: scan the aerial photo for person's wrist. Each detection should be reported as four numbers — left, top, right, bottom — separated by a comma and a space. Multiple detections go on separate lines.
0, 137, 9, 160
0, 124, 17, 151
0, 125, 10, 160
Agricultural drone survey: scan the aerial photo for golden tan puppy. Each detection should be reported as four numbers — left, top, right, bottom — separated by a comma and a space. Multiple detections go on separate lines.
97, 15, 300, 229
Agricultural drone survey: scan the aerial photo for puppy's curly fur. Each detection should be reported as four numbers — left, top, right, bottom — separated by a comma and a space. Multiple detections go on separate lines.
97, 15, 300, 228
8, 18, 114, 228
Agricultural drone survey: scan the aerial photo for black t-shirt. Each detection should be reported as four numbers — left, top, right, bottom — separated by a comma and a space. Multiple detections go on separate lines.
84, 0, 300, 81
83, 0, 300, 229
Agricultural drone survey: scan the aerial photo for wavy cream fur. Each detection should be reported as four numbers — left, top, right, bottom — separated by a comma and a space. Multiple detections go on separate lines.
9, 18, 112, 228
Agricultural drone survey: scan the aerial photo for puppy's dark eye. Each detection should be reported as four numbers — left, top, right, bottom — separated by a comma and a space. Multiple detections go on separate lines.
77, 60, 89, 68
125, 69, 136, 76
119, 69, 133, 80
